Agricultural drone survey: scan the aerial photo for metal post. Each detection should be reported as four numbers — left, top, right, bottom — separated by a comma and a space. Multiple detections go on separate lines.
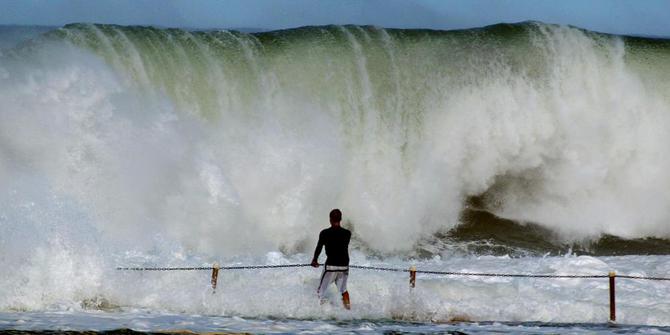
211, 263, 220, 294
409, 266, 416, 288
609, 271, 616, 322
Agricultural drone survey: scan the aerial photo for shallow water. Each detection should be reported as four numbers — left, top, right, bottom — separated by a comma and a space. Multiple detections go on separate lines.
2, 253, 670, 332
2, 311, 670, 334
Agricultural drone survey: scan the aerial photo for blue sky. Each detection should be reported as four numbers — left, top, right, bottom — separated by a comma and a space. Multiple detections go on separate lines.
2, 0, 669, 37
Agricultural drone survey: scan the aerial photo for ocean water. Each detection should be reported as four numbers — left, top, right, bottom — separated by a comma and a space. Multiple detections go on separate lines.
1, 22, 670, 333
2, 312, 670, 334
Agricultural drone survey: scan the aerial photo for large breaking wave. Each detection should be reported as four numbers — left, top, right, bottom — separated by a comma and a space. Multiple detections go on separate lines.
3, 22, 670, 254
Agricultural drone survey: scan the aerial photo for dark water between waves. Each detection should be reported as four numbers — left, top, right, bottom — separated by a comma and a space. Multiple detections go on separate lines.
445, 205, 670, 257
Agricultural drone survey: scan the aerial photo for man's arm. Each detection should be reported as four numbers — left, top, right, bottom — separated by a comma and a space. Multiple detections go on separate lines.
311, 231, 324, 267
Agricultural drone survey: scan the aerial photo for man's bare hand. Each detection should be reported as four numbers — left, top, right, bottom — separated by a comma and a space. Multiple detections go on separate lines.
311, 259, 319, 268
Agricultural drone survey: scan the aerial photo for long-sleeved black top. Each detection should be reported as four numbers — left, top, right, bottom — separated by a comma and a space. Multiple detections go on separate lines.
312, 226, 351, 266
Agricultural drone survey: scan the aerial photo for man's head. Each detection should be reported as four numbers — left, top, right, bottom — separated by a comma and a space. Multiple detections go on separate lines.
330, 208, 342, 226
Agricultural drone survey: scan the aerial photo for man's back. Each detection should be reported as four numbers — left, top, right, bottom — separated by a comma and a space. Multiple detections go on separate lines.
311, 209, 351, 309
318, 226, 351, 266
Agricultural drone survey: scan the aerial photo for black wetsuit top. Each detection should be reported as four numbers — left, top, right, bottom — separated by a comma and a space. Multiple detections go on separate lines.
312, 226, 351, 266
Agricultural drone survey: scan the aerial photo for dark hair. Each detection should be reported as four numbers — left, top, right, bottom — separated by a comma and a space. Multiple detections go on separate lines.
329, 209, 342, 223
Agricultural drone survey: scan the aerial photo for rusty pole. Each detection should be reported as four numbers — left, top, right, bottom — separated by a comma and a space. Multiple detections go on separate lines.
211, 263, 220, 294
609, 271, 616, 322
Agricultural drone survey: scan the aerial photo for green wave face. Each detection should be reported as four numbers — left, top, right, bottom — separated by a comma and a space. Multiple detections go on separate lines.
48, 23, 670, 142
47, 23, 564, 118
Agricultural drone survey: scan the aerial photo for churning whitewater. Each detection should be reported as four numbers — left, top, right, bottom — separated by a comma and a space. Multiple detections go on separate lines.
1, 22, 670, 327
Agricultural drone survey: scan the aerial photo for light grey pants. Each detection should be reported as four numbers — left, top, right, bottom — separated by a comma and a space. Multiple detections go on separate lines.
317, 265, 349, 298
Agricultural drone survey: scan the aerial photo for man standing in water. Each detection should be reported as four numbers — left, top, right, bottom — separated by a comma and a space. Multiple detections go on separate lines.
311, 209, 351, 309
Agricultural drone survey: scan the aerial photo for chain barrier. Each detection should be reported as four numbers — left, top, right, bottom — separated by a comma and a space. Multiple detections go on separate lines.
117, 267, 212, 271
617, 275, 670, 281
116, 263, 669, 281
414, 270, 609, 278
117, 262, 670, 322
117, 264, 313, 271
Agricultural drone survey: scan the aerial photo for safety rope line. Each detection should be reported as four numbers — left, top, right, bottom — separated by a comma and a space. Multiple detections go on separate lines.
414, 270, 608, 278
348, 265, 407, 272
617, 275, 670, 281
116, 264, 313, 271
116, 264, 670, 281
